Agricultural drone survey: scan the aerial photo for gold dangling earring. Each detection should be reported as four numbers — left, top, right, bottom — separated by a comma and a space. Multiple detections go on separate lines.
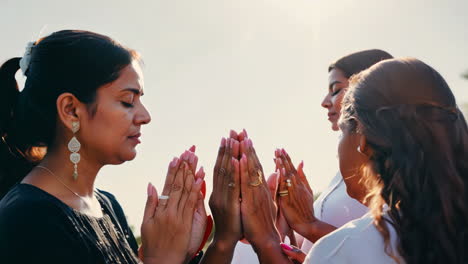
68, 121, 81, 180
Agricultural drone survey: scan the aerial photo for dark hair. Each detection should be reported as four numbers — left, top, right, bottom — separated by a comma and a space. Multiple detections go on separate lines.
328, 49, 393, 78
341, 58, 468, 263
0, 30, 139, 198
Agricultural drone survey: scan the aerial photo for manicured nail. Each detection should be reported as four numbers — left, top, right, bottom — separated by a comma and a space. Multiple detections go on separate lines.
248, 138, 253, 148
150, 183, 156, 197
170, 157, 178, 168
195, 178, 203, 185
280, 243, 293, 251
221, 137, 226, 147
189, 153, 195, 163
189, 145, 196, 152
243, 129, 248, 138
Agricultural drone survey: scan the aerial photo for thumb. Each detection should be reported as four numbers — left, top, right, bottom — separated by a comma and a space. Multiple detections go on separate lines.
281, 243, 306, 263
142, 183, 158, 222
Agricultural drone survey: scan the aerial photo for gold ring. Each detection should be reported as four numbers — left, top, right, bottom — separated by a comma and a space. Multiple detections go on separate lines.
249, 170, 263, 187
278, 190, 289, 196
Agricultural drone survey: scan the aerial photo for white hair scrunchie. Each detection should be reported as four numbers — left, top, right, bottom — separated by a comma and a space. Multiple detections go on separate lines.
19, 41, 35, 76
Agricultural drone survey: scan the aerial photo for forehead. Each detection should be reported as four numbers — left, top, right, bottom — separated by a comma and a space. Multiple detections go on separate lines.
328, 68, 348, 84
101, 62, 144, 94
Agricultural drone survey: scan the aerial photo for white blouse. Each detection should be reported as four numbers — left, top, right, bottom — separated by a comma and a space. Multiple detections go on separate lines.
304, 213, 403, 264
301, 172, 368, 252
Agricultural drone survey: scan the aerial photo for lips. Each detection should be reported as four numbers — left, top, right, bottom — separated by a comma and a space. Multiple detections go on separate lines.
128, 133, 141, 144
328, 112, 338, 121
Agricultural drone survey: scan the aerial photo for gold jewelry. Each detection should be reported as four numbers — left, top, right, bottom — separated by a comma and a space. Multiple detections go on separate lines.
36, 165, 91, 204
68, 121, 81, 180
249, 170, 263, 187
278, 190, 289, 197
286, 179, 292, 187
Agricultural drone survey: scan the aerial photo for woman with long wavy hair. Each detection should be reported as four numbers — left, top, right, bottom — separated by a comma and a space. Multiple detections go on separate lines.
304, 57, 468, 263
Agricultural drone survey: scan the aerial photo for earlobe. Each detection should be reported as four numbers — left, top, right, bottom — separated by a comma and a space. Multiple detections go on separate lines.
359, 135, 371, 156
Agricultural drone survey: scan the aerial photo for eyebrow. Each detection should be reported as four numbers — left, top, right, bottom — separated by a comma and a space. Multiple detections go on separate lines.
122, 88, 144, 96
329, 80, 341, 89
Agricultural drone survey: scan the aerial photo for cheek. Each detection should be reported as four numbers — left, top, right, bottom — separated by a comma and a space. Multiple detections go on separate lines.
332, 91, 346, 114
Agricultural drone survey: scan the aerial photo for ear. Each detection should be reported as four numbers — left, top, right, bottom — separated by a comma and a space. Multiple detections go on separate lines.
359, 135, 372, 156
56, 93, 85, 132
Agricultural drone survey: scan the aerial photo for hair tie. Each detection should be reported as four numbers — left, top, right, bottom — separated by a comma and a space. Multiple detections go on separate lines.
19, 42, 35, 76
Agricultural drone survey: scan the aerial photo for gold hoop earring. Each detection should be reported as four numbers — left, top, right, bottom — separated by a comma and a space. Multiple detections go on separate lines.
68, 121, 81, 180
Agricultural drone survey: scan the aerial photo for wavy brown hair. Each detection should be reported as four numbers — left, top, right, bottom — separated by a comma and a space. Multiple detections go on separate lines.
340, 58, 468, 263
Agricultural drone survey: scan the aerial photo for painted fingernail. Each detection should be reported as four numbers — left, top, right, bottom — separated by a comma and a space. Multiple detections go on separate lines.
189, 153, 195, 163
242, 153, 247, 161
243, 128, 248, 137
221, 137, 226, 147
195, 178, 203, 185
150, 183, 156, 197
280, 243, 293, 251
170, 157, 178, 168
189, 145, 196, 152
248, 139, 253, 148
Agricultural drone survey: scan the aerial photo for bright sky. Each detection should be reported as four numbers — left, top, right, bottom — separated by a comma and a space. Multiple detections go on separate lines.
1, 0, 467, 235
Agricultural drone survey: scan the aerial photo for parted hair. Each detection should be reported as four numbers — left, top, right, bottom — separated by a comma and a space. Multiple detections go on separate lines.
340, 58, 468, 264
329, 49, 393, 78
0, 30, 139, 199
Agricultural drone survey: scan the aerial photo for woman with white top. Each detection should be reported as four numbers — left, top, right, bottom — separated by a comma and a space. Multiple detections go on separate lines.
230, 49, 392, 263
296, 57, 468, 263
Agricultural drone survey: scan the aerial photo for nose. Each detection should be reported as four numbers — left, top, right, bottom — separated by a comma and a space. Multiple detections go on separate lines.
321, 93, 332, 109
135, 103, 151, 125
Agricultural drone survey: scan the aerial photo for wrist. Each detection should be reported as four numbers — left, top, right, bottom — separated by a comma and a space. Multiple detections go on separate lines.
210, 238, 238, 254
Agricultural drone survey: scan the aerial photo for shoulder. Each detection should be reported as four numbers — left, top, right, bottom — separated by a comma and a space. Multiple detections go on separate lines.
0, 184, 69, 221
305, 214, 398, 264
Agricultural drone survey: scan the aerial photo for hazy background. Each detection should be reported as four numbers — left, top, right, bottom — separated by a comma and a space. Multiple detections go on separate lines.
1, 0, 467, 235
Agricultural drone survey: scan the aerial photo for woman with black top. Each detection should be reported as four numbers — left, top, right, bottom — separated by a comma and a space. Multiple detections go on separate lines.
0, 30, 207, 264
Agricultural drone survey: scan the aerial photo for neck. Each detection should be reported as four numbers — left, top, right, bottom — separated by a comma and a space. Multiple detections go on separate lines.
39, 146, 102, 197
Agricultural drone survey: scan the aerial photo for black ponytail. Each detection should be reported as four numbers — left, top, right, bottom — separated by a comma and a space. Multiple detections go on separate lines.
0, 58, 35, 198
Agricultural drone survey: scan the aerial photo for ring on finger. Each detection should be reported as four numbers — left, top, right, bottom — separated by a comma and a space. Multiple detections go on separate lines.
228, 182, 236, 188
286, 179, 292, 187
249, 170, 263, 187
278, 190, 289, 197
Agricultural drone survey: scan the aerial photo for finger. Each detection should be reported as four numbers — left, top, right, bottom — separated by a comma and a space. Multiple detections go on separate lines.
240, 153, 251, 200
239, 128, 249, 141
220, 138, 233, 185
229, 129, 238, 140
167, 161, 187, 211
278, 167, 290, 203
231, 157, 241, 198
280, 243, 306, 263
161, 157, 181, 197
297, 161, 312, 193
232, 139, 240, 160
213, 138, 227, 189
247, 138, 264, 173
267, 172, 279, 202
183, 177, 203, 221
245, 139, 266, 187
189, 145, 196, 152
280, 150, 295, 175
282, 149, 297, 175
143, 183, 158, 221
188, 151, 198, 175
179, 164, 195, 212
